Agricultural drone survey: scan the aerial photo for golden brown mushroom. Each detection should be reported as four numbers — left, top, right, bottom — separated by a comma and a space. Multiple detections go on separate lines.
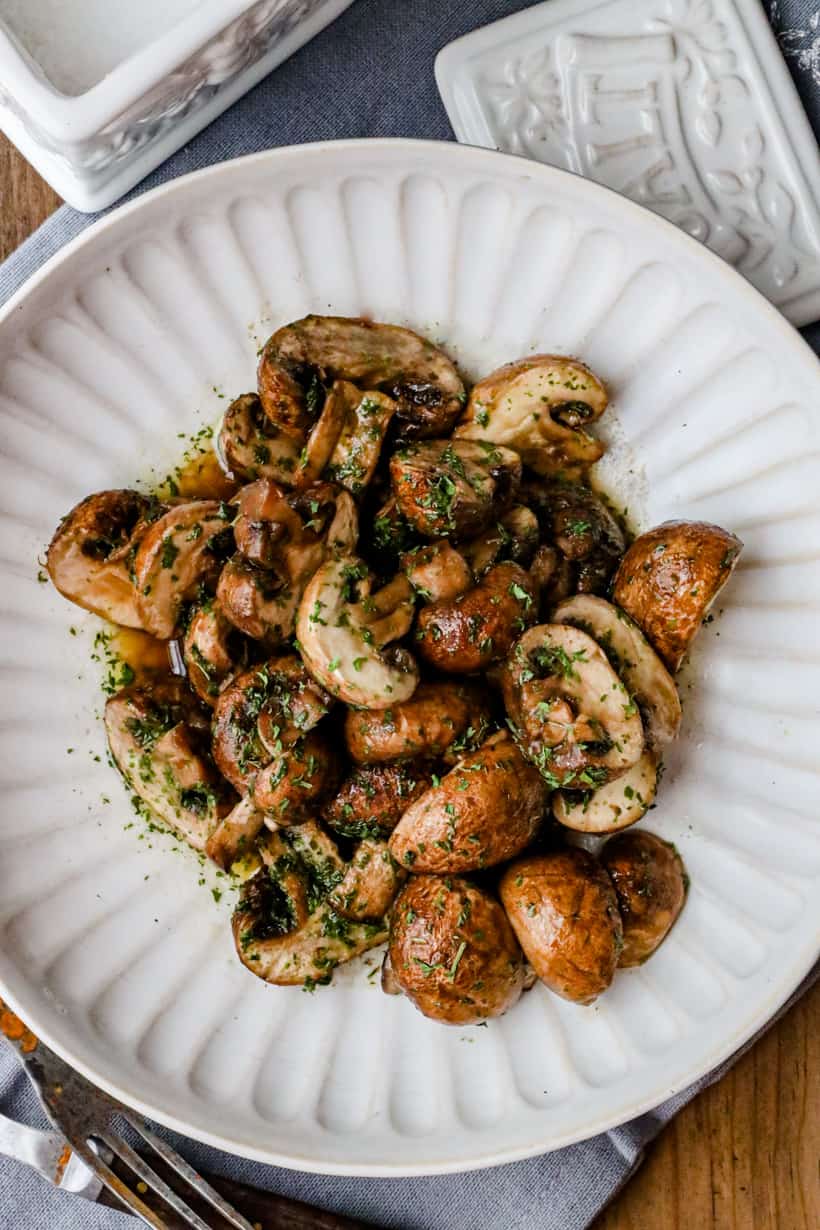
343, 681, 492, 764
390, 439, 521, 540
600, 830, 688, 966
415, 561, 536, 674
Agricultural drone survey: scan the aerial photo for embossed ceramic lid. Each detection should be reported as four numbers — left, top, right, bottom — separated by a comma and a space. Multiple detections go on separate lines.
436, 0, 820, 325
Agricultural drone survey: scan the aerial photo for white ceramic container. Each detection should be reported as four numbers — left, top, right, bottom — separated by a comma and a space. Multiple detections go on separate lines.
0, 0, 355, 211
0, 140, 818, 1175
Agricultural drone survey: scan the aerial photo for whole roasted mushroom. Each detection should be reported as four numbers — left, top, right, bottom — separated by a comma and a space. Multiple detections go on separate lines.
104, 678, 232, 852
388, 875, 525, 1024
46, 489, 158, 628
601, 830, 688, 966
389, 731, 548, 873
390, 439, 521, 540
415, 561, 536, 674
499, 848, 623, 1004
257, 315, 466, 440
456, 354, 608, 476
211, 655, 331, 793
296, 557, 418, 708
343, 681, 491, 764
612, 520, 743, 672
502, 624, 644, 787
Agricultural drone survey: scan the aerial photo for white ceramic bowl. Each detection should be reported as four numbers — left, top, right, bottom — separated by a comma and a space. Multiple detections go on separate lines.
0, 140, 818, 1175
0, 0, 355, 211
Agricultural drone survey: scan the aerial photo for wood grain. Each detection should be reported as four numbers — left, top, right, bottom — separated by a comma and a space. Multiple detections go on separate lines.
0, 131, 817, 1230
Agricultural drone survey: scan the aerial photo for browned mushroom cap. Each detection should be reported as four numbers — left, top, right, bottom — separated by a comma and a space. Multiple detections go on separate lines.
456, 355, 608, 476
46, 489, 157, 628
233, 479, 357, 576
415, 561, 537, 673
502, 624, 644, 788
211, 656, 332, 792
343, 680, 492, 764
611, 520, 743, 672
390, 439, 521, 540
218, 393, 302, 484
388, 875, 525, 1024
365, 496, 420, 569
499, 849, 623, 1004
216, 557, 300, 644
104, 678, 232, 852
389, 731, 547, 874
233, 824, 387, 986
329, 839, 405, 921
523, 478, 625, 597
134, 501, 233, 638
460, 505, 540, 578
252, 731, 342, 825
183, 605, 246, 705
323, 760, 433, 839
601, 830, 688, 966
257, 315, 465, 441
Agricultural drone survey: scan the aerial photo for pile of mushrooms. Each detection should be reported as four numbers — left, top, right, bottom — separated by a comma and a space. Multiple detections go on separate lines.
45, 315, 742, 1021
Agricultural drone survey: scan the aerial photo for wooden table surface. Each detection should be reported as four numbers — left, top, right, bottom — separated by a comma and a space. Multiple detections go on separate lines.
1, 134, 818, 1230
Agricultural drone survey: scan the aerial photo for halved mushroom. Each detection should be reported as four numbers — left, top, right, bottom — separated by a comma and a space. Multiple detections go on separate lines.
297, 380, 396, 494
211, 656, 332, 792
389, 731, 548, 873
402, 541, 473, 604
218, 393, 302, 484
343, 680, 492, 764
233, 479, 357, 578
612, 520, 743, 672
415, 562, 536, 674
183, 605, 246, 705
323, 760, 433, 839
205, 795, 266, 871
601, 830, 688, 966
233, 824, 387, 986
134, 501, 233, 638
46, 489, 158, 628
552, 594, 681, 749
328, 839, 405, 921
456, 355, 608, 475
388, 875, 525, 1024
252, 731, 341, 825
553, 750, 658, 834
460, 505, 540, 578
390, 439, 521, 540
523, 478, 625, 597
499, 848, 623, 1004
502, 624, 644, 787
257, 315, 465, 441
365, 496, 420, 570
296, 557, 418, 709
104, 678, 232, 851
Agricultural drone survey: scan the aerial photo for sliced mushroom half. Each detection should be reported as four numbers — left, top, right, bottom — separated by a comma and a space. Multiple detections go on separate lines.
218, 392, 302, 484
134, 501, 233, 638
456, 355, 608, 475
257, 315, 465, 440
183, 604, 246, 705
553, 749, 658, 834
552, 594, 681, 749
46, 489, 157, 628
296, 557, 419, 709
502, 624, 645, 787
329, 839, 405, 921
105, 679, 231, 851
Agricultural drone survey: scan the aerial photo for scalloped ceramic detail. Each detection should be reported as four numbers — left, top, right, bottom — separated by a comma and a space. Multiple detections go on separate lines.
435, 0, 820, 326
0, 140, 818, 1175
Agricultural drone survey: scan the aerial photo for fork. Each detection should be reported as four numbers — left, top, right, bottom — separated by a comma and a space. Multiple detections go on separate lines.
0, 999, 365, 1230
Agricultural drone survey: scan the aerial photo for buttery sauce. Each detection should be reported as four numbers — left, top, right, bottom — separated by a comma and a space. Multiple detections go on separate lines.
167, 445, 239, 502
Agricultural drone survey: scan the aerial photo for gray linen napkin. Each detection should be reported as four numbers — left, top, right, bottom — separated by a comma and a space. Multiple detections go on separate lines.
0, 2, 818, 1227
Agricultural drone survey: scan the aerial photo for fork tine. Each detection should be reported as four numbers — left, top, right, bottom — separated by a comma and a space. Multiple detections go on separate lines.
124, 1115, 257, 1230
68, 1139, 169, 1230
99, 1131, 213, 1230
